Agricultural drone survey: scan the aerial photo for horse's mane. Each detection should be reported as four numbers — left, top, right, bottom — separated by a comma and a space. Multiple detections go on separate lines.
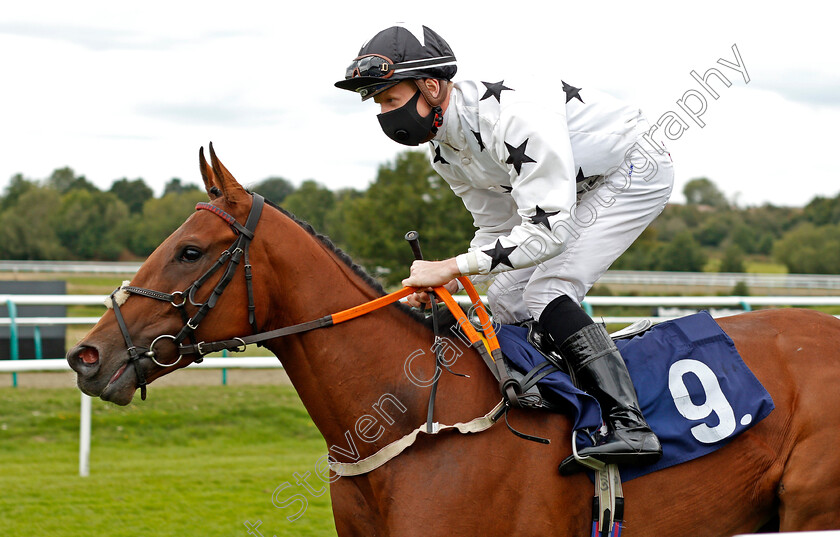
264, 198, 451, 330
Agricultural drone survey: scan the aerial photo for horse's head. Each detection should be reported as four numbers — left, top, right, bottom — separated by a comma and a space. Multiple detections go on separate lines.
67, 144, 270, 405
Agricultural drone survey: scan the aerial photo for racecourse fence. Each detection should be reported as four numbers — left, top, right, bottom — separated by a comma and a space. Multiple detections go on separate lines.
1, 292, 840, 366
3, 292, 840, 477
0, 260, 143, 274
5, 261, 840, 290
597, 270, 840, 291
2, 292, 839, 378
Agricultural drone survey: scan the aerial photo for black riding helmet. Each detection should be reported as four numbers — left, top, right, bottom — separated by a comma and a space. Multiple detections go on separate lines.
335, 24, 457, 101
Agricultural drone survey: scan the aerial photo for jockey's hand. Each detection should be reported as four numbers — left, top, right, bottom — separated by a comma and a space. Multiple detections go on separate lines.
402, 259, 461, 308
403, 258, 461, 288
405, 279, 461, 309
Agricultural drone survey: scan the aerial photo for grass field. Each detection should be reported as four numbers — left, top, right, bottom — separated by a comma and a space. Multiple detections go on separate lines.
2, 269, 837, 537
0, 383, 338, 537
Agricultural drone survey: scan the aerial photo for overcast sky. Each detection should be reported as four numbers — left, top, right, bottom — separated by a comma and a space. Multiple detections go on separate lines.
1, 1, 838, 207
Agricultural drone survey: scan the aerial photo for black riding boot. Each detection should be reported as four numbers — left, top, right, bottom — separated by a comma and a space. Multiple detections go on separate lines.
553, 323, 662, 475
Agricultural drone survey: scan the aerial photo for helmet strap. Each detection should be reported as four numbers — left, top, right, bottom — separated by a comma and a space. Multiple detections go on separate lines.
413, 78, 448, 107
414, 79, 447, 137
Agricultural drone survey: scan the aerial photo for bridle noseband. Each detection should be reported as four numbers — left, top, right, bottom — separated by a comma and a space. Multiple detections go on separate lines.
109, 194, 265, 400
107, 192, 492, 405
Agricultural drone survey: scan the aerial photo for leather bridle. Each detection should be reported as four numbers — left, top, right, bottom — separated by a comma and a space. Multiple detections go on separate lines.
109, 192, 414, 401
109, 194, 265, 400
107, 192, 518, 417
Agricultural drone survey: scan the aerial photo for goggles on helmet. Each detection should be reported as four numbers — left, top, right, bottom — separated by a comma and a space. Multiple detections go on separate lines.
345, 54, 397, 80
344, 54, 458, 81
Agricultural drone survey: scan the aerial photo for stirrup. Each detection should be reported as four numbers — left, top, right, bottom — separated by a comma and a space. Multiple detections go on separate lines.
569, 429, 608, 472
565, 431, 625, 537
558, 430, 607, 475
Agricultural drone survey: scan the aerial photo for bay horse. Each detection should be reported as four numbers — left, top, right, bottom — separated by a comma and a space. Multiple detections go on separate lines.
67, 145, 840, 536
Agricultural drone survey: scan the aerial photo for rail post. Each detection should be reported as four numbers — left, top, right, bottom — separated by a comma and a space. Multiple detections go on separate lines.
221, 349, 228, 385
79, 393, 91, 477
33, 326, 43, 360
7, 300, 18, 387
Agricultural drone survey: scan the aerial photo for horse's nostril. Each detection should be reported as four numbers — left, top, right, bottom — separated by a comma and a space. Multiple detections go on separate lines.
78, 347, 99, 365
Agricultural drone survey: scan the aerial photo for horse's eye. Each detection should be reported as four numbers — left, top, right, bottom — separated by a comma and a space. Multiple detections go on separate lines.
179, 247, 203, 263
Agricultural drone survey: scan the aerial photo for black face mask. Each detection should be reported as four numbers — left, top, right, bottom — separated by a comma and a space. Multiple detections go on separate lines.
377, 90, 443, 146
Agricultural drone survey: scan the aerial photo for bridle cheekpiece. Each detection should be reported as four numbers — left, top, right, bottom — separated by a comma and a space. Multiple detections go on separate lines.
108, 194, 265, 400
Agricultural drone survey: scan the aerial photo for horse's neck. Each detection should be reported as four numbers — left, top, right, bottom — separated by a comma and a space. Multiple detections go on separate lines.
260, 231, 442, 448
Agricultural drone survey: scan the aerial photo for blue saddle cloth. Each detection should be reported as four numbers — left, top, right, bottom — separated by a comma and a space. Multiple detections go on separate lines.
497, 311, 775, 481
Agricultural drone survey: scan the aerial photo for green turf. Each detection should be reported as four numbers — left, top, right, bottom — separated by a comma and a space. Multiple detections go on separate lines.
0, 384, 339, 537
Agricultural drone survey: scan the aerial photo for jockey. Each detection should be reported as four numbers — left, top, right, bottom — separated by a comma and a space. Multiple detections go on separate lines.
335, 24, 673, 473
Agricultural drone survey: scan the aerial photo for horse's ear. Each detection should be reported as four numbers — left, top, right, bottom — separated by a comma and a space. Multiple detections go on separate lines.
199, 146, 222, 200
208, 142, 249, 205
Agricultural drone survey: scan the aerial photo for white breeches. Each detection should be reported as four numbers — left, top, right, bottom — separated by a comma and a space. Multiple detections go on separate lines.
486, 128, 674, 324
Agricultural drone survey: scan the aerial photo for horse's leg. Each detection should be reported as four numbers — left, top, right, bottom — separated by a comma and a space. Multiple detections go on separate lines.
778, 432, 840, 529
330, 478, 383, 536
771, 312, 840, 530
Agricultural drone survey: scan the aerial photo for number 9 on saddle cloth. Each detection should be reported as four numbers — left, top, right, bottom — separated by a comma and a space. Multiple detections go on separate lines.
496, 310, 774, 482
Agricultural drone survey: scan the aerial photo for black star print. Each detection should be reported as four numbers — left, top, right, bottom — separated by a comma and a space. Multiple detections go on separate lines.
562, 81, 583, 103
530, 206, 561, 230
472, 130, 486, 151
480, 80, 513, 102
500, 184, 513, 193
433, 144, 449, 165
505, 139, 536, 174
482, 239, 517, 271
576, 167, 586, 182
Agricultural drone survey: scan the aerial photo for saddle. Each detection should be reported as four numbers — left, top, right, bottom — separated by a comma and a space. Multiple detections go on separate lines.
499, 318, 653, 414
494, 318, 653, 537
334, 281, 772, 536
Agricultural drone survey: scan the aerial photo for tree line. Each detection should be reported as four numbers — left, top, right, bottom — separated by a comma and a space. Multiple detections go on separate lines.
2, 152, 839, 286
617, 177, 840, 277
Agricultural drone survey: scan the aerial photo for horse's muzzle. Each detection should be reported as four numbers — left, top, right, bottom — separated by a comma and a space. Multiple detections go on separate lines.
67, 344, 101, 377
67, 344, 138, 405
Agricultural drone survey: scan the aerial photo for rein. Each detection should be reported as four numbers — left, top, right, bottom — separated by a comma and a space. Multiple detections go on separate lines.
108, 193, 511, 404
109, 192, 547, 477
